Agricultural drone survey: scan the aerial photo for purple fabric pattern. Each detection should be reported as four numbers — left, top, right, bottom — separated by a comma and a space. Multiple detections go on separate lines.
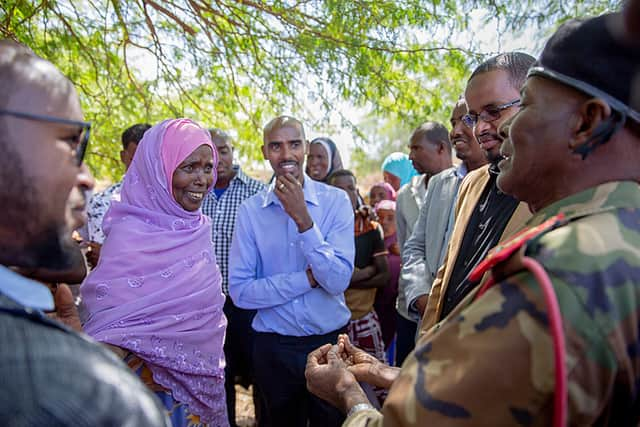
81, 119, 228, 426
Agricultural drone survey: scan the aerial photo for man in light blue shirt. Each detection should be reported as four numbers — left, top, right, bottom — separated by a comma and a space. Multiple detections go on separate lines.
229, 115, 354, 427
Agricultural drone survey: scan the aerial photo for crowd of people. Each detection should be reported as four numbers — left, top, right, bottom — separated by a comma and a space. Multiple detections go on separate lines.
0, 6, 639, 427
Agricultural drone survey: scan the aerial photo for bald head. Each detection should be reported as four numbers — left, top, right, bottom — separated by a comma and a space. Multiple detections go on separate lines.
0, 40, 76, 112
263, 115, 306, 144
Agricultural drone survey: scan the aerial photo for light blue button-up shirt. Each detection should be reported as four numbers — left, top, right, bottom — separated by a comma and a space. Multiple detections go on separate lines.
229, 175, 355, 336
0, 265, 54, 311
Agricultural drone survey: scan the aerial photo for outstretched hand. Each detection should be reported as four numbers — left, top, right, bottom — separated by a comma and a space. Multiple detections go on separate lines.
305, 343, 369, 413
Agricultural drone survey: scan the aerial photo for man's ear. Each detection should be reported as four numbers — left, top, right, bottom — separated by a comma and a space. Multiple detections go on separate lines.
261, 143, 268, 160
305, 140, 310, 155
568, 98, 612, 151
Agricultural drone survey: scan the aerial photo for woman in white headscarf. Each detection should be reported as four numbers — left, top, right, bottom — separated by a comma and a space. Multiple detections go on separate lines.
305, 137, 344, 182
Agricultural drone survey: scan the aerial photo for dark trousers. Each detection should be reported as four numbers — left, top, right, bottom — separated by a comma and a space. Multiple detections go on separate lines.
252, 328, 345, 427
223, 297, 257, 427
395, 313, 417, 366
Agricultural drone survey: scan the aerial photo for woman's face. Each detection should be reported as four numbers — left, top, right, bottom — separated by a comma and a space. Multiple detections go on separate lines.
172, 144, 214, 211
376, 208, 396, 237
306, 143, 330, 181
369, 186, 388, 207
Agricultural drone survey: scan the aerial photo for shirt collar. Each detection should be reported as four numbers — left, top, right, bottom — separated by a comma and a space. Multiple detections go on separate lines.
231, 165, 251, 185
0, 265, 54, 311
456, 163, 468, 179
262, 173, 319, 208
527, 181, 640, 227
409, 174, 426, 193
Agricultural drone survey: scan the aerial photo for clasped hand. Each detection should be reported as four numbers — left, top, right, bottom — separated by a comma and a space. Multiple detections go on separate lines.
275, 174, 313, 232
305, 334, 391, 413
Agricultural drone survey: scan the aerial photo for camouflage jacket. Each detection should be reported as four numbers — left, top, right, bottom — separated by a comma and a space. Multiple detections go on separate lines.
344, 181, 640, 426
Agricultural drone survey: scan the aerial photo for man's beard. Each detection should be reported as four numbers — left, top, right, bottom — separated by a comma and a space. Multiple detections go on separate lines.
15, 226, 77, 270
0, 139, 76, 270
486, 150, 504, 164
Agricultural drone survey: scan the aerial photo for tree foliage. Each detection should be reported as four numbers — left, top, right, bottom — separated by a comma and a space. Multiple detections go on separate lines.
0, 0, 621, 180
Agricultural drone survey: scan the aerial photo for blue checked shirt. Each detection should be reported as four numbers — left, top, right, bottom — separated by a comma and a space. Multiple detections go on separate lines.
229, 175, 355, 336
201, 166, 265, 295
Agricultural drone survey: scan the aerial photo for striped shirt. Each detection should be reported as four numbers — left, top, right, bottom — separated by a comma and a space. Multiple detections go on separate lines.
201, 166, 265, 294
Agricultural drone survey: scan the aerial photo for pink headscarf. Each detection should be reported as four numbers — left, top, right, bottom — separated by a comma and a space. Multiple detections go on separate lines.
370, 182, 397, 202
81, 119, 228, 425
161, 119, 216, 192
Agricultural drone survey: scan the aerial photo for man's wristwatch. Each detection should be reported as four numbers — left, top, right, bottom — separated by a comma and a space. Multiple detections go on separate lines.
346, 402, 376, 418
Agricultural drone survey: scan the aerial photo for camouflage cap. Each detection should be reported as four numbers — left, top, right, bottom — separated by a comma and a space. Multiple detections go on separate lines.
528, 13, 640, 124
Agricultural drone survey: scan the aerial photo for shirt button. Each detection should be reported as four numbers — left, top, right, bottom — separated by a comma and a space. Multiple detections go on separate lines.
290, 242, 295, 247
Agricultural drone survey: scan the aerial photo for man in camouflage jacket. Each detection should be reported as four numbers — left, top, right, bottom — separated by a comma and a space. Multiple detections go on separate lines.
306, 12, 640, 426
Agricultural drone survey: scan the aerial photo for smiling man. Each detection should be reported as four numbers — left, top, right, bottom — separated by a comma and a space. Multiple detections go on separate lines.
229, 115, 355, 427
419, 52, 535, 335
397, 98, 487, 332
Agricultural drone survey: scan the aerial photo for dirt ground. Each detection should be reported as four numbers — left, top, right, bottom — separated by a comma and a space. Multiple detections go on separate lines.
235, 385, 256, 426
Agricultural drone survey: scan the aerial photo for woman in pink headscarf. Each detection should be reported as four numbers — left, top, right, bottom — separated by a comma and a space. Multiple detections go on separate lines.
368, 182, 396, 207
373, 200, 400, 358
81, 119, 228, 427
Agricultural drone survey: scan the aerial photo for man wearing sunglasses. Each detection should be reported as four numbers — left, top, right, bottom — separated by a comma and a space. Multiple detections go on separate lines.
0, 40, 169, 425
418, 52, 535, 335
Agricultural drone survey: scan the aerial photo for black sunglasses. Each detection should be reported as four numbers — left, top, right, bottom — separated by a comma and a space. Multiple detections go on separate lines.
0, 109, 91, 166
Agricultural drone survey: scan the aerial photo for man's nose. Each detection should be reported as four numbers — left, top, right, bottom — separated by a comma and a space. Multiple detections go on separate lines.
193, 168, 207, 185
474, 118, 492, 139
76, 163, 95, 192
281, 143, 294, 158
498, 115, 514, 141
453, 122, 465, 138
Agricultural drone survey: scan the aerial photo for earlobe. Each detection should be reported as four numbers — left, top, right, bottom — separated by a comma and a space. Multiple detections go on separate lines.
261, 144, 268, 160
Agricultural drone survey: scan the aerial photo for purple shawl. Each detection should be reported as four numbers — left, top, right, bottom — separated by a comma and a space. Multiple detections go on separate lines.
81, 119, 228, 425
